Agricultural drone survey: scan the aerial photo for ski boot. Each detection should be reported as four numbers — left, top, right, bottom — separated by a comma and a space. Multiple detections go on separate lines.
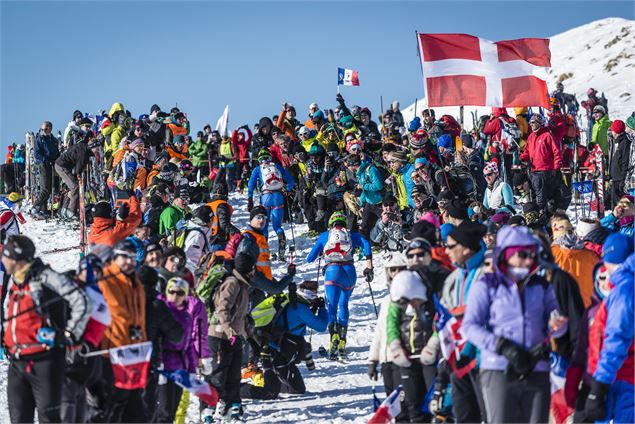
201, 407, 215, 423
211, 400, 226, 422
338, 325, 348, 360
277, 231, 286, 258
328, 323, 340, 360
226, 403, 245, 421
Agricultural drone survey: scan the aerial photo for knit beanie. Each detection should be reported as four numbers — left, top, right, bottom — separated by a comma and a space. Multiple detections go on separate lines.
610, 120, 626, 134
448, 221, 487, 251
444, 199, 469, 220
250, 205, 267, 220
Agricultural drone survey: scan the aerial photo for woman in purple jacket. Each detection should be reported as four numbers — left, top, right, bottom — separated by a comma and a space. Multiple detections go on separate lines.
462, 225, 568, 423
157, 277, 199, 423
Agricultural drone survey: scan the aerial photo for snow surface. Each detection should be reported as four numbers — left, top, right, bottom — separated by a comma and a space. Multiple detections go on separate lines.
402, 17, 635, 135
0, 192, 389, 423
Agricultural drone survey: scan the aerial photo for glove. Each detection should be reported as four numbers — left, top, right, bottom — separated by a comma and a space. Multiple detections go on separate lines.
428, 384, 446, 414
367, 361, 379, 380
584, 378, 610, 422
564, 366, 583, 408
287, 263, 296, 277
311, 297, 325, 310
336, 93, 344, 105
201, 357, 214, 376
389, 340, 411, 368
496, 337, 532, 377
363, 268, 374, 283
117, 203, 130, 220
247, 198, 254, 211
420, 334, 440, 365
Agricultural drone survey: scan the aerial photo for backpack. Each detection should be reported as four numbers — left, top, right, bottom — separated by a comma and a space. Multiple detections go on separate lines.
564, 114, 580, 139
195, 253, 233, 319
261, 161, 284, 191
171, 226, 206, 250
499, 118, 521, 150
251, 293, 309, 346
323, 227, 353, 262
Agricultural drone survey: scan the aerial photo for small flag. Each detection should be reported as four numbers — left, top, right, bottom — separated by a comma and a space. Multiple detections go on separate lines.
368, 385, 402, 424
338, 67, 360, 86
572, 181, 593, 195
109, 341, 153, 390
215, 105, 230, 138
83, 283, 112, 347
159, 369, 219, 407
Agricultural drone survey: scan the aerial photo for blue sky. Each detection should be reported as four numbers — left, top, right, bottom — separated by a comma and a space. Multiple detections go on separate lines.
1, 1, 633, 150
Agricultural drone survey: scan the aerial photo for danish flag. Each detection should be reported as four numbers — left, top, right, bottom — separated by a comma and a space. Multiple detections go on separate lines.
417, 33, 551, 108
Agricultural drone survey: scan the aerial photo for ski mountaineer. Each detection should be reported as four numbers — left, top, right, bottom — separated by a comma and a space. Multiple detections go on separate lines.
305, 211, 373, 360
247, 149, 295, 258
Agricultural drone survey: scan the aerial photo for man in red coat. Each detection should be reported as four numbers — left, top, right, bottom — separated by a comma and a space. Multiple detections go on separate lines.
520, 114, 571, 213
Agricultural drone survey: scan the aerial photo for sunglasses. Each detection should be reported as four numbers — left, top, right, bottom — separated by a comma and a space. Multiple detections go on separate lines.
168, 290, 186, 296
515, 250, 536, 260
484, 172, 495, 177
383, 201, 396, 207
407, 252, 428, 259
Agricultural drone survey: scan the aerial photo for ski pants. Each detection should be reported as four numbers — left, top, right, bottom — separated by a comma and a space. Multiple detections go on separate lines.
142, 371, 159, 422
381, 361, 402, 397
157, 380, 184, 423
8, 349, 65, 423
529, 170, 570, 212
261, 191, 285, 239
35, 162, 53, 212
54, 163, 79, 212
360, 203, 381, 240
480, 370, 550, 423
324, 263, 357, 327
399, 362, 429, 423
240, 348, 306, 400
451, 369, 487, 423
61, 376, 87, 423
0, 163, 25, 194
99, 357, 146, 423
208, 336, 243, 406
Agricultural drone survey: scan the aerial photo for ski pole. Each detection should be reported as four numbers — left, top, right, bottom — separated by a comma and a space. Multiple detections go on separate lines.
366, 276, 378, 318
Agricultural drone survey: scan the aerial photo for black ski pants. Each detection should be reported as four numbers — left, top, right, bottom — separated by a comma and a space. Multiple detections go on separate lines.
450, 369, 486, 423
381, 361, 402, 397
61, 376, 87, 424
399, 362, 432, 423
8, 349, 65, 423
360, 203, 381, 240
208, 336, 243, 406
55, 163, 79, 212
99, 358, 146, 423
530, 170, 571, 212
157, 380, 183, 423
35, 163, 53, 212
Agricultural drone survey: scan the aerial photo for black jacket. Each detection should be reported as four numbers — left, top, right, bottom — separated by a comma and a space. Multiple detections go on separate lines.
56, 141, 93, 175
146, 195, 168, 235
610, 132, 631, 182
550, 266, 585, 360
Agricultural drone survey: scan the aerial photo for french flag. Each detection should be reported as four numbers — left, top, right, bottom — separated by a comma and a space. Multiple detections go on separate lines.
417, 33, 551, 108
338, 67, 360, 86
109, 341, 153, 390
368, 385, 402, 424
159, 369, 219, 407
83, 284, 111, 348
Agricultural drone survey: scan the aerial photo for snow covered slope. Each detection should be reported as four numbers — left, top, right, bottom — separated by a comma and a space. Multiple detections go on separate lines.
402, 17, 635, 128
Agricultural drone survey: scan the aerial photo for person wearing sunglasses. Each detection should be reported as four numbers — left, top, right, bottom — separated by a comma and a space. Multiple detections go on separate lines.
482, 161, 514, 211
370, 195, 404, 252
462, 226, 568, 424
96, 239, 148, 422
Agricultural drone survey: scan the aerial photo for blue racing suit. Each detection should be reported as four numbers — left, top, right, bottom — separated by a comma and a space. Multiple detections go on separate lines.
247, 162, 295, 239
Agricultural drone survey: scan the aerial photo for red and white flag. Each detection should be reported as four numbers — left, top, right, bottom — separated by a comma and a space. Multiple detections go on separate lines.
83, 284, 111, 347
110, 341, 153, 390
368, 385, 402, 424
417, 33, 551, 108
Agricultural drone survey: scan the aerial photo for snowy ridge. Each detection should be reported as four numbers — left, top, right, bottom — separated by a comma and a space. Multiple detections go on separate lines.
402, 17, 635, 127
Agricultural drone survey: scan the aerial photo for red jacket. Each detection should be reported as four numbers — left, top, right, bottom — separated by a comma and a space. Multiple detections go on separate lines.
483, 109, 514, 142
548, 111, 567, 144
269, 144, 293, 167
520, 127, 562, 171
232, 128, 252, 163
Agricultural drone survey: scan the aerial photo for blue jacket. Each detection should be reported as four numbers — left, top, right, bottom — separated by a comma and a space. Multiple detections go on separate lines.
34, 131, 60, 164
601, 213, 634, 238
399, 162, 415, 208
247, 162, 295, 198
594, 253, 634, 386
356, 161, 384, 206
306, 229, 372, 263
12, 149, 25, 164
276, 302, 328, 337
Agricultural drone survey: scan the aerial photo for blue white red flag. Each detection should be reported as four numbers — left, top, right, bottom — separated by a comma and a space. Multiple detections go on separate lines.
159, 369, 219, 407
368, 385, 402, 424
338, 68, 360, 86
83, 283, 111, 347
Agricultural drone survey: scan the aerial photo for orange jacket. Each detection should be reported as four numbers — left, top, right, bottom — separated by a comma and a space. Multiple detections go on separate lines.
243, 229, 272, 280
146, 166, 160, 186
98, 262, 146, 350
88, 196, 142, 247
207, 199, 233, 236
276, 109, 298, 141
166, 145, 188, 161
551, 244, 599, 307
112, 148, 127, 167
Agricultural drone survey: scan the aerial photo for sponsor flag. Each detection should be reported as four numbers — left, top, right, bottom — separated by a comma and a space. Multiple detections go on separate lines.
159, 369, 219, 407
215, 105, 230, 137
417, 33, 551, 108
338, 67, 360, 86
368, 385, 402, 424
83, 283, 111, 347
109, 341, 153, 390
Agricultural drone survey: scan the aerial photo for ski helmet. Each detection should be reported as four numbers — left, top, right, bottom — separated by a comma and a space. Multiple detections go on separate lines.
390, 270, 427, 302
298, 126, 311, 138
592, 105, 606, 115
257, 149, 272, 162
328, 211, 347, 228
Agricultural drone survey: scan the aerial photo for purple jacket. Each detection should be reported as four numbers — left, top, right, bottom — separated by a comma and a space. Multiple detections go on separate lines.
187, 296, 211, 360
159, 295, 197, 372
461, 226, 563, 372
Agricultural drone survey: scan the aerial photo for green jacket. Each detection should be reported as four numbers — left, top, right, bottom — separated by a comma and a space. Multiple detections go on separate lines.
188, 138, 210, 167
592, 115, 612, 155
386, 301, 427, 354
159, 204, 185, 235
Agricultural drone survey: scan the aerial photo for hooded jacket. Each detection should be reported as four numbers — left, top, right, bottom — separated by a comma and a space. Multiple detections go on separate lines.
591, 114, 612, 155
208, 269, 251, 340
519, 126, 563, 171
251, 117, 274, 154
158, 295, 197, 372
357, 160, 384, 206
101, 102, 126, 155
88, 195, 142, 247
462, 226, 564, 372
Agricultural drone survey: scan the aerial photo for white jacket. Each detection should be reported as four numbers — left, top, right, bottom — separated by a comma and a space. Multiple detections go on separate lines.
368, 295, 394, 364
184, 222, 212, 273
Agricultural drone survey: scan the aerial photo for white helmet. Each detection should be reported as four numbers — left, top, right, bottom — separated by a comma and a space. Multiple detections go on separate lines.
384, 251, 408, 270
298, 126, 310, 138
309, 102, 319, 112
390, 270, 427, 302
